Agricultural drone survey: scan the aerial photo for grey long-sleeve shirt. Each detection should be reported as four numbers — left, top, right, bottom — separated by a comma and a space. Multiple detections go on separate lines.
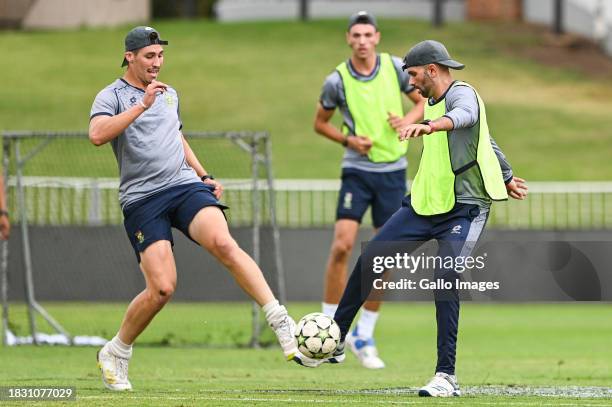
430, 82, 513, 209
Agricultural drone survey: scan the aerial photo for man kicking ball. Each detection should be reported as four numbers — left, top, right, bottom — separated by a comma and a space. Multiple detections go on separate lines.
89, 26, 296, 391
294, 40, 528, 398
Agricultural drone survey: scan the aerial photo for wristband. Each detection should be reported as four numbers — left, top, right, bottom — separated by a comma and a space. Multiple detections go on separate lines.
139, 100, 150, 110
0, 210, 8, 218
201, 174, 214, 182
342, 137, 349, 147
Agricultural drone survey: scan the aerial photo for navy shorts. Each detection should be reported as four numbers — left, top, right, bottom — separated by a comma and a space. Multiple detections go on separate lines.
123, 182, 228, 263
336, 168, 407, 228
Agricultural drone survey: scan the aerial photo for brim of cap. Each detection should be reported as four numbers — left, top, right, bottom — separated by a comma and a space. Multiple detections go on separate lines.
348, 21, 377, 30
121, 57, 128, 67
437, 59, 465, 70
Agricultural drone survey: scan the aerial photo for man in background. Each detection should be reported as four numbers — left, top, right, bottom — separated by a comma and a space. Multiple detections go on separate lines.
315, 11, 424, 369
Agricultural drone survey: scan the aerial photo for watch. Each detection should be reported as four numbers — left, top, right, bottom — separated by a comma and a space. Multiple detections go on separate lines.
201, 174, 214, 182
420, 119, 434, 134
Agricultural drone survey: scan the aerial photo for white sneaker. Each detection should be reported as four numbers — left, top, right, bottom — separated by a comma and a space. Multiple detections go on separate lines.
293, 341, 345, 368
418, 372, 461, 397
269, 307, 298, 361
96, 344, 132, 391
346, 329, 385, 369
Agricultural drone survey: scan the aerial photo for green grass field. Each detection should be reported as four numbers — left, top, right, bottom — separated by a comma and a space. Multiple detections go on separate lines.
2, 19, 612, 180
1, 302, 610, 405
1, 18, 611, 406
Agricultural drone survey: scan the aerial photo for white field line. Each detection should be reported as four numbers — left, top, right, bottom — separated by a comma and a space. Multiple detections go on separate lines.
77, 395, 609, 406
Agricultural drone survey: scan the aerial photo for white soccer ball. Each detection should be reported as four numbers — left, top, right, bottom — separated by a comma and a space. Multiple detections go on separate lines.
295, 312, 340, 359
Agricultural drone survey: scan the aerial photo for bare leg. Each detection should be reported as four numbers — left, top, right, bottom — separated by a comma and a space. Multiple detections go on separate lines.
188, 206, 275, 306
117, 240, 177, 344
323, 219, 360, 304
324, 222, 383, 312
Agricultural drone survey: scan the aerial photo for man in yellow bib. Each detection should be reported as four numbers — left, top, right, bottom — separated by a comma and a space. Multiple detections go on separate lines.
315, 11, 425, 369
296, 40, 528, 397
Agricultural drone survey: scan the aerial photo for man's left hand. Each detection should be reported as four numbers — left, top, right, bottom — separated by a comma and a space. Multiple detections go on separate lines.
506, 176, 528, 200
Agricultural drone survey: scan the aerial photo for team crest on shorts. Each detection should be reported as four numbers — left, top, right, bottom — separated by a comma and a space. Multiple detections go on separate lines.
343, 192, 353, 210
135, 230, 145, 244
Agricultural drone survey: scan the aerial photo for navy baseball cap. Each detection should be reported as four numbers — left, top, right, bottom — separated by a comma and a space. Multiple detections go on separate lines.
121, 26, 168, 67
402, 40, 465, 70
347, 11, 378, 31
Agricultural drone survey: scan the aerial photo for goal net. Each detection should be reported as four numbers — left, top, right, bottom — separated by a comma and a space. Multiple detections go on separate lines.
1, 131, 285, 347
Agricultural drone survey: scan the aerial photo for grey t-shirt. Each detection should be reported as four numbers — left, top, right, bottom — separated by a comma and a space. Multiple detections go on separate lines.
90, 78, 200, 209
433, 82, 513, 208
320, 54, 414, 173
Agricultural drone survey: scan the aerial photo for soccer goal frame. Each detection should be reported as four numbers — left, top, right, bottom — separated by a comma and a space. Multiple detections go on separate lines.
0, 130, 285, 347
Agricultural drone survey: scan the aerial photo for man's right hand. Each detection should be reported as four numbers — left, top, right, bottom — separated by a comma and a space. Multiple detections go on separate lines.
142, 80, 168, 108
347, 135, 373, 155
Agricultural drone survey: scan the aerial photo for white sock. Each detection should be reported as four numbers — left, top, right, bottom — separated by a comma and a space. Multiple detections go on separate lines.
263, 299, 285, 325
322, 302, 338, 318
107, 335, 132, 359
356, 309, 379, 339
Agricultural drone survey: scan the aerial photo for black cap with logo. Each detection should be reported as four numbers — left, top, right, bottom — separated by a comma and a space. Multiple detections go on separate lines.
347, 11, 378, 31
121, 26, 168, 67
402, 40, 465, 70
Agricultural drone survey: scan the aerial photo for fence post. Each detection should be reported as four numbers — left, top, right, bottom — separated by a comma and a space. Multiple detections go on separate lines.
15, 140, 38, 344
88, 179, 101, 225
250, 136, 261, 348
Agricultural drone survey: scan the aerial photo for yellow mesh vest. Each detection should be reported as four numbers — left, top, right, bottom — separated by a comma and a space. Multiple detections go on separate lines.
336, 53, 407, 163
411, 81, 507, 216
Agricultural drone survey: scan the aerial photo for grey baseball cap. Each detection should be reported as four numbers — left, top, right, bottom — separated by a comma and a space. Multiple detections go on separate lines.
402, 40, 465, 70
347, 11, 378, 31
121, 26, 168, 67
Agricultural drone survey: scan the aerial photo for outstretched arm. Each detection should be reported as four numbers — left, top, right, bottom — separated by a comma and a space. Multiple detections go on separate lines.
399, 85, 476, 140
387, 89, 426, 131
398, 116, 455, 140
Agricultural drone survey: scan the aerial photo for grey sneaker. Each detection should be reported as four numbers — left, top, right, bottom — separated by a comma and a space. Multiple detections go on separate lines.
418, 372, 460, 397
96, 344, 132, 391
